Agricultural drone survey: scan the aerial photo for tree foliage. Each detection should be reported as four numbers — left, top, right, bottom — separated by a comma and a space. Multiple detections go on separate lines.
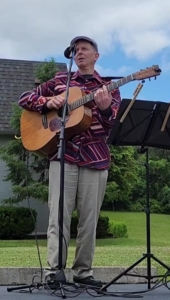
102, 145, 170, 214
103, 146, 139, 210
35, 57, 58, 83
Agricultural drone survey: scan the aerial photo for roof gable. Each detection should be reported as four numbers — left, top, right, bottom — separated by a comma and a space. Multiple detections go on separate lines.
0, 58, 67, 134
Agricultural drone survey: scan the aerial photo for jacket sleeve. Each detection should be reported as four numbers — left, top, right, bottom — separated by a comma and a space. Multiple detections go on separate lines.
18, 75, 60, 114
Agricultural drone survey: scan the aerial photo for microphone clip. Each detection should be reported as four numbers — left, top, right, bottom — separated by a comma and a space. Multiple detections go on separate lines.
64, 43, 76, 59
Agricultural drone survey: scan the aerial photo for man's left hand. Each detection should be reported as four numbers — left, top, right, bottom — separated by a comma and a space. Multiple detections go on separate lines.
94, 85, 112, 111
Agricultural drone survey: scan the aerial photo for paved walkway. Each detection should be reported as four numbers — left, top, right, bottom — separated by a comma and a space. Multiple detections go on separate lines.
0, 283, 170, 300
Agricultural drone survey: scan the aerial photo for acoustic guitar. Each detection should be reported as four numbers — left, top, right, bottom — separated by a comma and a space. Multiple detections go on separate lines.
20, 65, 161, 157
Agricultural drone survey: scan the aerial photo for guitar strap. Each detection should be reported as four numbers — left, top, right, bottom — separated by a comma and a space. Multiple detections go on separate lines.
101, 76, 123, 81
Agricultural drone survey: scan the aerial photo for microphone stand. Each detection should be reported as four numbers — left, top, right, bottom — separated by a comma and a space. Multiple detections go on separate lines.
52, 45, 77, 297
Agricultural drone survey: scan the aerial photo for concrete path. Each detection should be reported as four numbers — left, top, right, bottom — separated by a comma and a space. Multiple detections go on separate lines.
0, 283, 170, 300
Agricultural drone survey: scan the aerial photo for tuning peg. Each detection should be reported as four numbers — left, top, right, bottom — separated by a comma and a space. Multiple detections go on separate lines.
142, 79, 145, 83
149, 78, 151, 81
154, 76, 157, 80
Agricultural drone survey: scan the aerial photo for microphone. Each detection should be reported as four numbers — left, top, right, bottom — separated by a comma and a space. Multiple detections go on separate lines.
64, 44, 76, 59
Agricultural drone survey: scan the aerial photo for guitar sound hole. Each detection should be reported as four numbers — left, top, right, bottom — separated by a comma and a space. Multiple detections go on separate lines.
58, 108, 62, 118
49, 105, 70, 132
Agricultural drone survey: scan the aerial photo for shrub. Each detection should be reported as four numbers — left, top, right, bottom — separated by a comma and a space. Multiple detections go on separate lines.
0, 206, 37, 239
108, 221, 128, 238
130, 202, 143, 212
130, 198, 162, 214
96, 215, 109, 238
70, 212, 128, 239
150, 199, 162, 213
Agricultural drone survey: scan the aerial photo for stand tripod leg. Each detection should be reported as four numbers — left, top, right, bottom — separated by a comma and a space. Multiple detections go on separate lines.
59, 282, 66, 299
100, 255, 146, 291
151, 255, 170, 270
7, 284, 43, 292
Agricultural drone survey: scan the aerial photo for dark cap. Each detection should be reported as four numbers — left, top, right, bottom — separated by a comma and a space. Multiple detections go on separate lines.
64, 36, 98, 58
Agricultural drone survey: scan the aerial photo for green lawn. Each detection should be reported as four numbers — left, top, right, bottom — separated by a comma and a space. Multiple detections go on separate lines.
100, 211, 170, 247
0, 212, 170, 275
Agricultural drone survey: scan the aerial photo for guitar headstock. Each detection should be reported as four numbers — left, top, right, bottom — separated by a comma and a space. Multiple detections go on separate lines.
133, 65, 162, 81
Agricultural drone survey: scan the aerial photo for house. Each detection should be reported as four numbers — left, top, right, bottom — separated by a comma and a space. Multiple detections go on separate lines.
0, 58, 67, 233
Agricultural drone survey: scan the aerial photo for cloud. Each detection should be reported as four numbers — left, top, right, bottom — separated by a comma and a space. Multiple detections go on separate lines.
0, 0, 170, 61
66, 62, 132, 77
119, 30, 170, 60
160, 54, 170, 72
95, 64, 132, 77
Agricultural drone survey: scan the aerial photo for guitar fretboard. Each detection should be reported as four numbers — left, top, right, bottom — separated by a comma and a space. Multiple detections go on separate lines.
69, 74, 133, 111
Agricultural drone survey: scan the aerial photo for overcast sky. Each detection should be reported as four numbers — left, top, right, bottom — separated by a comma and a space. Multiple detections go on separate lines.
0, 0, 170, 101
0, 0, 169, 60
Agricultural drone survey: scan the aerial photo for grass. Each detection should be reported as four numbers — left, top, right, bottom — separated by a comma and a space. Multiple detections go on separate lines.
100, 211, 170, 247
0, 212, 170, 274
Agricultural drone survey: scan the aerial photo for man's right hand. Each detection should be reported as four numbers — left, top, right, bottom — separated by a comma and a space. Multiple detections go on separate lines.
46, 95, 65, 109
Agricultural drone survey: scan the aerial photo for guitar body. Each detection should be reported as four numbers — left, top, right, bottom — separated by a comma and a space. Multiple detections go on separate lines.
20, 86, 92, 157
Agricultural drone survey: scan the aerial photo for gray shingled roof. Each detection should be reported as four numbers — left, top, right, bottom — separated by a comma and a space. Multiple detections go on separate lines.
0, 58, 67, 134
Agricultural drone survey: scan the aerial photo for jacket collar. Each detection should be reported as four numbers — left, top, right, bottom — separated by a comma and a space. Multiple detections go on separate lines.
71, 70, 103, 83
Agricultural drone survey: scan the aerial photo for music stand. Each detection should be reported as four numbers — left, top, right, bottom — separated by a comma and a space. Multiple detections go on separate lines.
101, 98, 170, 291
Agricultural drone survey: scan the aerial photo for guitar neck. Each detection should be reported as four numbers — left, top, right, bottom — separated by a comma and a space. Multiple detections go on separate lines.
69, 74, 134, 111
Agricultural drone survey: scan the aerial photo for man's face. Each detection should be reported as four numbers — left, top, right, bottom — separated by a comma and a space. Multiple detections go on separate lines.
74, 40, 99, 68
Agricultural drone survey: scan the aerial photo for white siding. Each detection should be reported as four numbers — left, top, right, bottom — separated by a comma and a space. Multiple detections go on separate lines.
0, 135, 49, 234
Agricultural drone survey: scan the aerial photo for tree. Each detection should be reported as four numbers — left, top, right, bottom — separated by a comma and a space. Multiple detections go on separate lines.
130, 147, 170, 214
0, 58, 59, 204
103, 145, 139, 210
149, 153, 170, 213
35, 57, 58, 83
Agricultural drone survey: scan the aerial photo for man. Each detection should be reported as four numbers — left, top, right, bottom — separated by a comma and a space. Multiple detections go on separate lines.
18, 36, 121, 287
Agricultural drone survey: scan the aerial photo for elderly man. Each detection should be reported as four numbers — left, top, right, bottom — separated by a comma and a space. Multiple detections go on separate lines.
18, 36, 121, 287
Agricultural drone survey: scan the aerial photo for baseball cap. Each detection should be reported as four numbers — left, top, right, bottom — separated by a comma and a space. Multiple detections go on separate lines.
64, 36, 98, 58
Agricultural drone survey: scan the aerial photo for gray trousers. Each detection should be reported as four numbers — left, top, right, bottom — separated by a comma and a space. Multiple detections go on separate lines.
46, 161, 108, 279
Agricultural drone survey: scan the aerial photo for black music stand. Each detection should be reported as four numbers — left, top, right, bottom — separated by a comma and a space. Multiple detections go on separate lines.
101, 98, 170, 291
